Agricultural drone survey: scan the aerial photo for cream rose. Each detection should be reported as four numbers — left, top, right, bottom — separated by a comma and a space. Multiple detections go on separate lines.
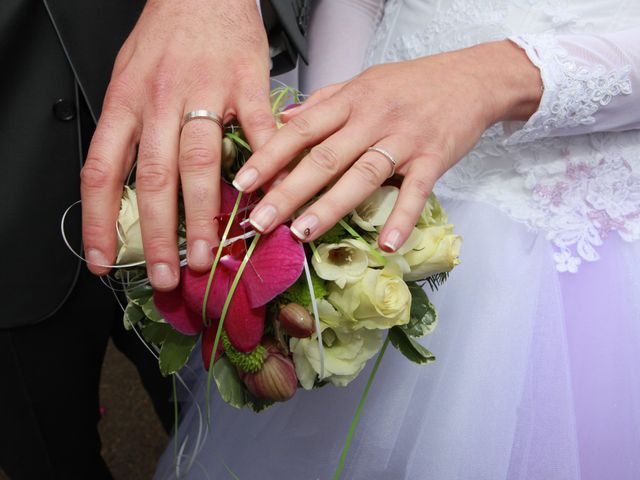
403, 224, 462, 281
116, 186, 144, 264
312, 239, 370, 288
291, 321, 384, 389
329, 260, 411, 330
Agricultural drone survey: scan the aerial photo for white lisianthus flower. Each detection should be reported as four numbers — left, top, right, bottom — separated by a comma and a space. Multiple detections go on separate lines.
312, 239, 370, 288
291, 319, 384, 389
116, 186, 145, 264
329, 260, 411, 330
419, 193, 448, 227
403, 224, 462, 281
351, 186, 399, 232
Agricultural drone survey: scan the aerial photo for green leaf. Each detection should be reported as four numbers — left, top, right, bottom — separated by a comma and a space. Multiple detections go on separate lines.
280, 270, 328, 308
141, 297, 165, 322
159, 330, 198, 376
123, 302, 145, 330
389, 327, 436, 365
212, 356, 248, 409
142, 322, 173, 344
127, 284, 154, 306
402, 283, 438, 338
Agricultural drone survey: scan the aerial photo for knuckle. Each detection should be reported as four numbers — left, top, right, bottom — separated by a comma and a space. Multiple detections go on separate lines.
244, 109, 275, 132
180, 145, 216, 169
287, 115, 313, 138
81, 158, 116, 189
136, 162, 173, 192
408, 176, 433, 200
353, 158, 385, 187
307, 144, 340, 174
104, 75, 137, 114
149, 66, 177, 109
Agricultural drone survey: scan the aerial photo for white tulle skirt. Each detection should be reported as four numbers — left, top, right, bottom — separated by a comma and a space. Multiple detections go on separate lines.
155, 199, 640, 480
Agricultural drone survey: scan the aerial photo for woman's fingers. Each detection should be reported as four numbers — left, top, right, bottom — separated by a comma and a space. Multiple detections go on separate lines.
278, 82, 346, 122
289, 136, 411, 241
136, 113, 181, 291
378, 158, 439, 252
248, 125, 377, 234
232, 96, 351, 193
179, 104, 225, 272
81, 104, 139, 275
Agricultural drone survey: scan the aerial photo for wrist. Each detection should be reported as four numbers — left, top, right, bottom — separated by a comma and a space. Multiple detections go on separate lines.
472, 40, 543, 125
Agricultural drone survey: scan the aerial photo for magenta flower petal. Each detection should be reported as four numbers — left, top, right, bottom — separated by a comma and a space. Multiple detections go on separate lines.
220, 181, 251, 215
182, 265, 232, 320
224, 281, 266, 352
153, 286, 202, 336
242, 225, 305, 308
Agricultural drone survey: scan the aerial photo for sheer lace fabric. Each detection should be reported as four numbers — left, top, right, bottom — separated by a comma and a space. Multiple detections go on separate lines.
305, 0, 640, 272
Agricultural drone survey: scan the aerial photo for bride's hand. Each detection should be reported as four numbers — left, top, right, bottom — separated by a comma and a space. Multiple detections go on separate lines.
233, 40, 542, 251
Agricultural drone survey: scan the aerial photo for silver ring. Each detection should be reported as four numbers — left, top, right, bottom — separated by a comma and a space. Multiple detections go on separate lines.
181, 110, 223, 130
366, 146, 397, 178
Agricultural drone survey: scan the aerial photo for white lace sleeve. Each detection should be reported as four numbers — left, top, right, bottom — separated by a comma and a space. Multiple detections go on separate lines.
506, 28, 640, 144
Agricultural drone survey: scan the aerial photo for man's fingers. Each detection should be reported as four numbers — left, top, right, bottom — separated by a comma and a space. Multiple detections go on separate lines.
231, 96, 351, 193
378, 159, 439, 252
289, 136, 411, 241
179, 106, 225, 272
136, 114, 181, 291
248, 125, 375, 234
235, 79, 277, 151
81, 107, 139, 275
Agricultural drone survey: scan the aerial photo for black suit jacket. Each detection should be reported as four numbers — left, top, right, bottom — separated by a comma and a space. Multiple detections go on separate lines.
0, 0, 308, 329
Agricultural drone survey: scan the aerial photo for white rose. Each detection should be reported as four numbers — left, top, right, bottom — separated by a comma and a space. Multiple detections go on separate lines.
312, 239, 370, 288
351, 186, 399, 232
403, 224, 462, 281
116, 186, 144, 264
328, 260, 411, 330
291, 321, 383, 389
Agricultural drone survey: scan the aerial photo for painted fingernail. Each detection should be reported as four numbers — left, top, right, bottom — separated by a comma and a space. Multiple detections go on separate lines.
291, 214, 320, 241
250, 204, 278, 232
86, 248, 108, 269
382, 229, 401, 253
188, 240, 213, 270
150, 263, 178, 290
232, 167, 258, 192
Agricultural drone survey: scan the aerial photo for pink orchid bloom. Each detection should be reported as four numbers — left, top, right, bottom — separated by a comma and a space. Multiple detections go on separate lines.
154, 182, 305, 366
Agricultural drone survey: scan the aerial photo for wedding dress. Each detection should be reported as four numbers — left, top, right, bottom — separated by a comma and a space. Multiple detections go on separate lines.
156, 1, 640, 478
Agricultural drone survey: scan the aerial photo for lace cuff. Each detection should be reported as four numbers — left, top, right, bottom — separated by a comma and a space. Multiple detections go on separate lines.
506, 29, 640, 144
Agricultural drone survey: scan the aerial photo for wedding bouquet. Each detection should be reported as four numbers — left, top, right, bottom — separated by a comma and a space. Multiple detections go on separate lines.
116, 88, 462, 412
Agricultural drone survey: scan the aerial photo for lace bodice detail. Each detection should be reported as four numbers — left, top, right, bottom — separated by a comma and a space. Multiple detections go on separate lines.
365, 0, 640, 272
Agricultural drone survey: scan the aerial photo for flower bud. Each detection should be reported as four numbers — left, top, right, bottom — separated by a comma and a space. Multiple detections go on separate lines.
240, 339, 298, 402
278, 303, 315, 338
221, 137, 237, 170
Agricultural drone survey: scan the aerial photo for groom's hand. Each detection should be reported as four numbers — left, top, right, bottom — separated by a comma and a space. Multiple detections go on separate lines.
81, 0, 276, 291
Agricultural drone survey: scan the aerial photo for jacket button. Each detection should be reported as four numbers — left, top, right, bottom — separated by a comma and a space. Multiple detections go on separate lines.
53, 99, 76, 121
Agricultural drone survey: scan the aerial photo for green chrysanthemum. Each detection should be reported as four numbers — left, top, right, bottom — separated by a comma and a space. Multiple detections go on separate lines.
222, 331, 266, 373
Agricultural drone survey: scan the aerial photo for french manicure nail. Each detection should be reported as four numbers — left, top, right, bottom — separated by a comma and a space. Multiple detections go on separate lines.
382, 229, 401, 253
232, 167, 258, 192
250, 204, 278, 232
86, 248, 108, 268
188, 239, 212, 269
150, 263, 177, 290
291, 214, 320, 240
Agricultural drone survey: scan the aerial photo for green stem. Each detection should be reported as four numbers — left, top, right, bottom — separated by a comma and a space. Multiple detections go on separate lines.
205, 233, 262, 422
172, 374, 178, 460
202, 192, 244, 327
333, 336, 390, 479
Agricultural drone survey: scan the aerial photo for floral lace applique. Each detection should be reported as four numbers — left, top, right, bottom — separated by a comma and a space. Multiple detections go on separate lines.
508, 34, 633, 144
